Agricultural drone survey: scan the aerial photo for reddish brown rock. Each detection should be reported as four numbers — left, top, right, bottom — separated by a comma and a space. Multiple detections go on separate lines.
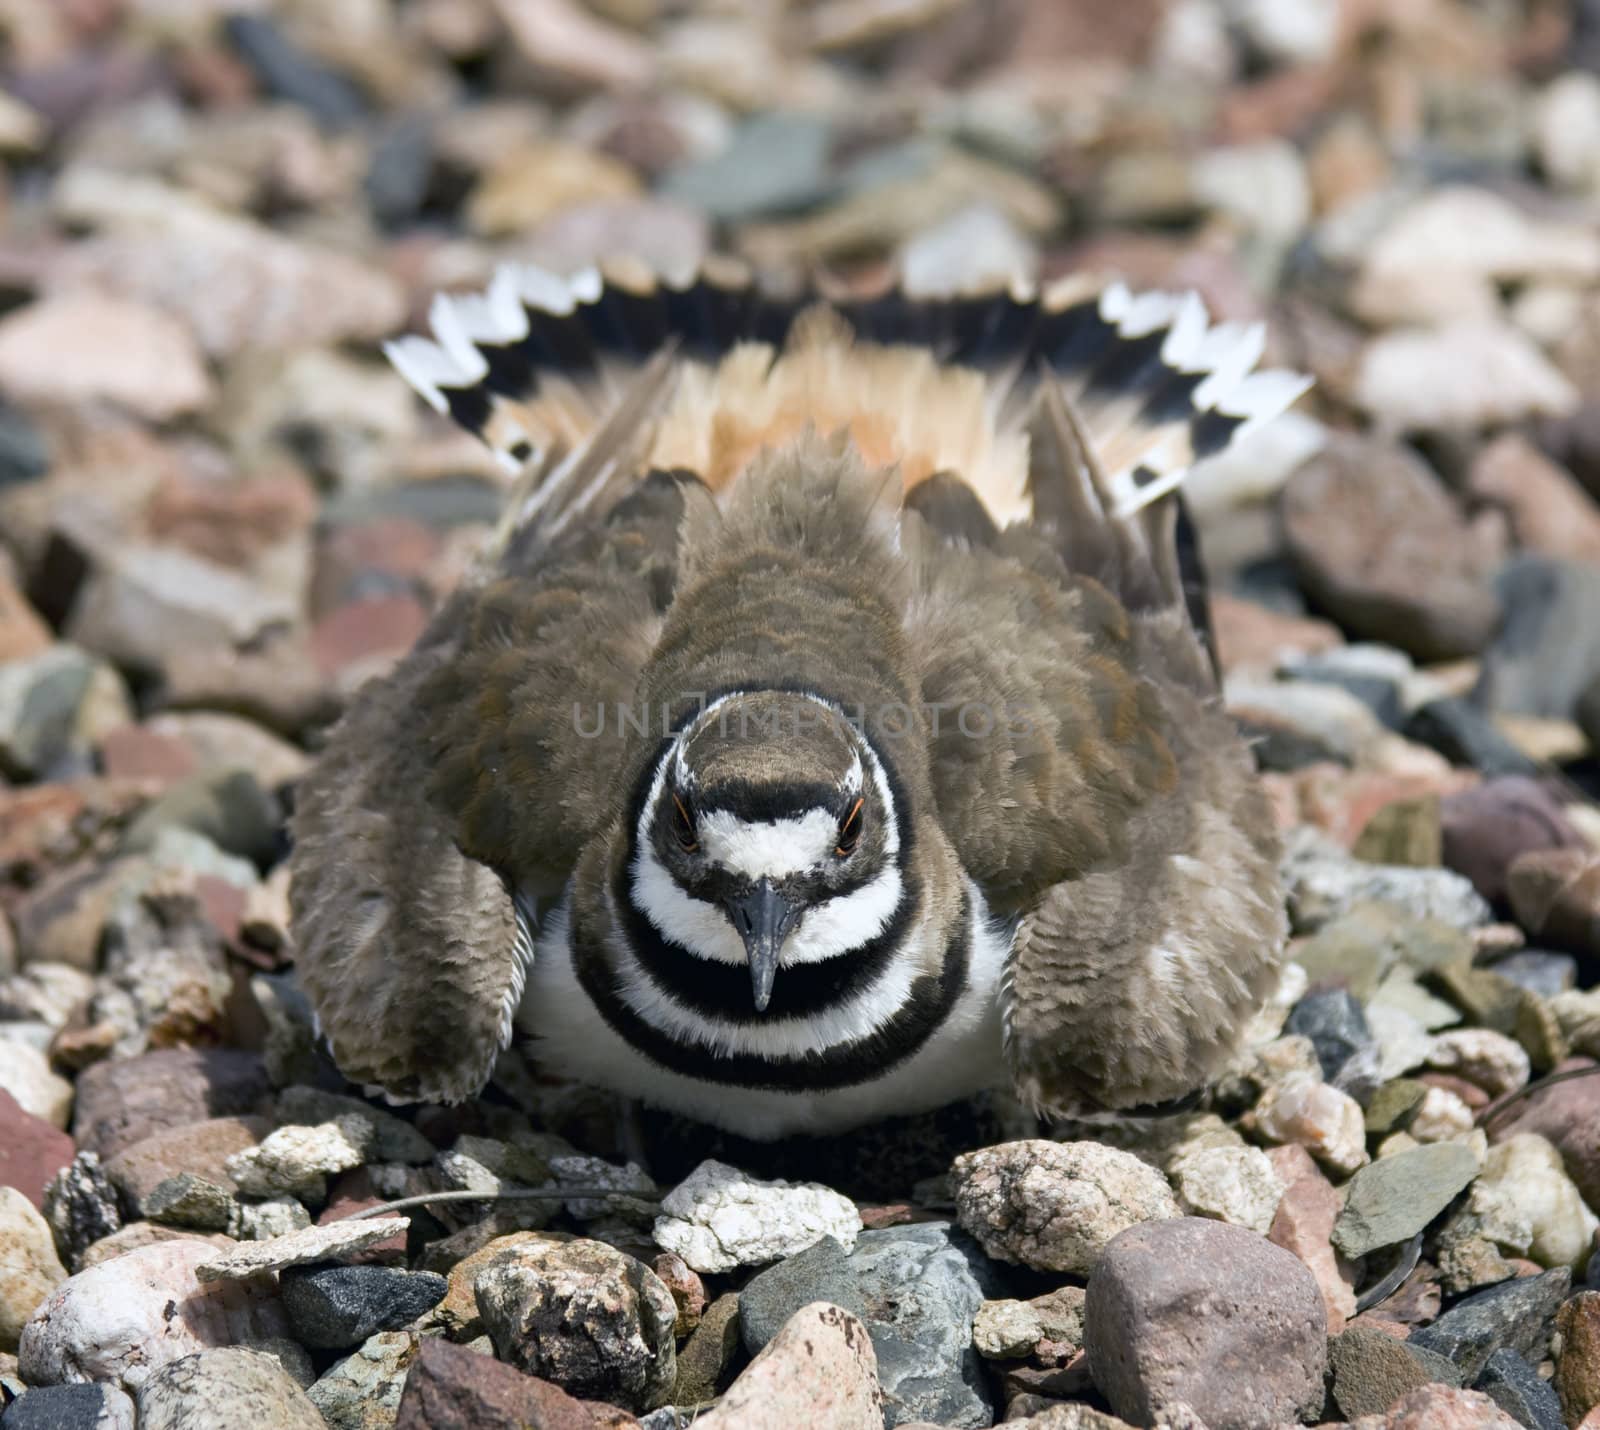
1507, 848, 1600, 957
1212, 593, 1343, 675
97, 725, 199, 783
1267, 1144, 1360, 1333
650, 1251, 705, 1339
1468, 434, 1600, 565
310, 594, 429, 683
1556, 1292, 1600, 1425
72, 1049, 272, 1161
1440, 778, 1587, 905
394, 1336, 639, 1430
104, 1117, 269, 1212
144, 468, 316, 572
0, 1088, 74, 1210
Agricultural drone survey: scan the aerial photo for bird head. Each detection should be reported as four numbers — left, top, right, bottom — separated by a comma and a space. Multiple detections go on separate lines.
631, 690, 901, 1013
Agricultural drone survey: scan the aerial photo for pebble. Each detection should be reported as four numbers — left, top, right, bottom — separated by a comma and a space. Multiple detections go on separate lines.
950, 1140, 1179, 1274
1327, 1325, 1463, 1419
1084, 1217, 1326, 1429
0, 1384, 136, 1429
652, 1160, 862, 1274
694, 1302, 883, 1430
1285, 987, 1375, 1085
1477, 1347, 1566, 1430
1170, 1145, 1284, 1234
18, 1239, 288, 1391
70, 1049, 271, 1162
306, 1330, 418, 1430
1333, 1143, 1480, 1258
195, 1218, 411, 1283
1470, 1133, 1598, 1271
1350, 1384, 1524, 1427
0, 1041, 72, 1131
473, 1237, 677, 1413
650, 1251, 705, 1338
1425, 1029, 1531, 1099
1468, 434, 1600, 565
1508, 849, 1600, 958
104, 1116, 268, 1214
135, 1346, 323, 1430
1407, 1086, 1477, 1144
0, 1188, 67, 1354
0, 1089, 74, 1209
1408, 1266, 1571, 1380
272, 1089, 436, 1167
1252, 1074, 1369, 1177
971, 1285, 1084, 1361
1479, 557, 1600, 721
390, 1335, 629, 1430
280, 1265, 446, 1350
1558, 1292, 1600, 1426
223, 1118, 369, 1202
674, 1291, 741, 1407
738, 1223, 1001, 1429
1267, 1144, 1359, 1333
1441, 778, 1588, 905
1488, 1056, 1600, 1207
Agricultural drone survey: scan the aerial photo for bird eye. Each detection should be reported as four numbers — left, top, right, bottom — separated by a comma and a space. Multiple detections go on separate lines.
671, 793, 698, 853
836, 797, 864, 857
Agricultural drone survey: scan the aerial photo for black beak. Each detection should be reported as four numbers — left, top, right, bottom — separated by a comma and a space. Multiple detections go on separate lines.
725, 878, 797, 1012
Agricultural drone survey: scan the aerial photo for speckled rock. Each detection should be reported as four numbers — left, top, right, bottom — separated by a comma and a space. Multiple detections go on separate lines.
1171, 1145, 1285, 1234
694, 1302, 882, 1430
972, 1286, 1085, 1360
1408, 1267, 1570, 1380
1477, 1347, 1565, 1430
473, 1238, 676, 1413
17, 1239, 288, 1391
135, 1346, 323, 1430
652, 1160, 861, 1274
281, 1265, 447, 1350
1425, 1029, 1531, 1098
0, 1188, 67, 1353
0, 1383, 136, 1428
739, 1223, 1002, 1429
1327, 1325, 1463, 1419
223, 1118, 368, 1202
1556, 1291, 1600, 1426
950, 1140, 1179, 1274
1084, 1217, 1326, 1429
307, 1330, 419, 1430
1348, 1384, 1523, 1428
1252, 1074, 1369, 1176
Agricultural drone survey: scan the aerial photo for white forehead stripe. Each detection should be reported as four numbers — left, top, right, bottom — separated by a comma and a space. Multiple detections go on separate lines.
697, 808, 839, 879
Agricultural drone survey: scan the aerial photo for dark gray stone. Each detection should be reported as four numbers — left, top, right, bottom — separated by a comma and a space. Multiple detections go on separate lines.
739, 1223, 1003, 1429
1476, 557, 1600, 720
1328, 1325, 1463, 1419
222, 15, 366, 128
1408, 1268, 1571, 1382
41, 1151, 121, 1271
365, 114, 434, 230
281, 1264, 447, 1350
1476, 1348, 1565, 1430
1404, 699, 1542, 778
1286, 988, 1374, 1084
0, 1383, 134, 1429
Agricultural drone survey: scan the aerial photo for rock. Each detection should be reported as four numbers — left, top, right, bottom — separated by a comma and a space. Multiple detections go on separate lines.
474, 1238, 676, 1413
1354, 319, 1578, 433
1267, 1145, 1359, 1334
0, 295, 212, 421
1478, 558, 1600, 721
652, 1160, 861, 1274
694, 1302, 882, 1430
224, 1119, 368, 1202
738, 1223, 1001, 1429
0, 1189, 67, 1354
1212, 595, 1343, 676
392, 1335, 634, 1430
135, 1346, 323, 1430
1477, 1347, 1565, 1430
1468, 434, 1600, 565
1490, 949, 1577, 1000
1283, 839, 1493, 935
1252, 1074, 1369, 1177
76, 1223, 232, 1271
1228, 676, 1388, 765
1084, 1217, 1326, 1429
0, 1042, 71, 1131
1557, 1292, 1600, 1426
0, 1090, 74, 1210
142, 1175, 235, 1233
306, 1331, 419, 1430
221, 14, 365, 127
1508, 849, 1600, 957
1286, 987, 1375, 1085
121, 767, 281, 868
272, 1089, 435, 1167
195, 1218, 411, 1283
17, 1240, 288, 1392
1408, 1267, 1571, 1381
1328, 1325, 1464, 1419
1488, 1056, 1600, 1206
1281, 437, 1502, 663
281, 1265, 446, 1351
72, 1049, 271, 1162
1441, 779, 1587, 907
105, 1117, 268, 1214
898, 204, 1037, 296
649, 1252, 704, 1338
971, 1285, 1085, 1361
0, 647, 130, 783
1349, 1384, 1523, 1427
1171, 1145, 1284, 1234
467, 140, 640, 237
950, 1140, 1179, 1274
430, 1230, 554, 1341
235, 1198, 313, 1242
1425, 1030, 1531, 1100
1333, 1144, 1480, 1259
674, 1291, 741, 1407
0, 1384, 136, 1428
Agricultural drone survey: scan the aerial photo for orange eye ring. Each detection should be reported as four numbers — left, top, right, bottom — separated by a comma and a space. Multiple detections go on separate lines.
671, 793, 698, 853
835, 797, 864, 857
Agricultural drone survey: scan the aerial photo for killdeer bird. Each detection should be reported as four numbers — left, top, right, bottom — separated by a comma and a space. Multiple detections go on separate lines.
289, 262, 1305, 1138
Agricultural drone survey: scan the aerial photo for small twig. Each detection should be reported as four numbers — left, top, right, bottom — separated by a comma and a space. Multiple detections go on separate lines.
1477, 1063, 1600, 1132
1354, 1231, 1424, 1314
339, 1187, 662, 1221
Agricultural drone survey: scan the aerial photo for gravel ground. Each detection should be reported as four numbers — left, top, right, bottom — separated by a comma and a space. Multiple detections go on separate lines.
4, 1, 1600, 1427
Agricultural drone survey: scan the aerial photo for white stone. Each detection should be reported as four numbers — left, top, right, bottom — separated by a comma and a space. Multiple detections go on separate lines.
1253, 1074, 1368, 1177
1408, 1086, 1476, 1144
224, 1118, 367, 1201
194, 1217, 410, 1282
898, 203, 1037, 297
0, 1188, 66, 1354
1531, 73, 1600, 194
1225, 0, 1341, 65
1470, 1133, 1598, 1273
1425, 1029, 1531, 1098
653, 1160, 861, 1274
1192, 140, 1311, 242
1172, 1145, 1286, 1234
0, 1038, 73, 1128
232, 1197, 312, 1241
1365, 1004, 1436, 1080
18, 1240, 288, 1391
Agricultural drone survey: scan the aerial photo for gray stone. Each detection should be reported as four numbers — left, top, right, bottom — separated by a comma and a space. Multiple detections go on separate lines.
0, 1383, 135, 1428
195, 1218, 410, 1282
122, 769, 281, 871
1476, 557, 1600, 720
280, 1265, 446, 1350
662, 113, 834, 222
40, 1153, 121, 1272
1405, 699, 1543, 778
1328, 1325, 1464, 1419
144, 1175, 235, 1233
1283, 843, 1493, 935
1476, 1348, 1565, 1430
739, 1223, 1003, 1429
1286, 988, 1375, 1084
0, 647, 118, 782
1490, 950, 1578, 999
1332, 1143, 1480, 1258
306, 1331, 417, 1430
1408, 1268, 1571, 1381
1084, 1217, 1326, 1429
135, 1347, 322, 1430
